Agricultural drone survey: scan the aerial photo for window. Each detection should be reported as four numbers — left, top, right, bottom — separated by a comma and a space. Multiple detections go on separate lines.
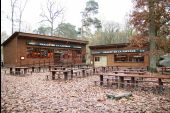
95, 57, 100, 62
114, 54, 144, 63
129, 55, 144, 62
114, 54, 128, 62
27, 47, 54, 58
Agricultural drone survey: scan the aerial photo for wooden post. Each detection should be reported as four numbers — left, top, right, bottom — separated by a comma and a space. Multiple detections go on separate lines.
100, 74, 103, 86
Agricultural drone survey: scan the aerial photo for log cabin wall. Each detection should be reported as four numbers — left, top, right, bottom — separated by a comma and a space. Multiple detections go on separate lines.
3, 37, 18, 67
17, 37, 55, 66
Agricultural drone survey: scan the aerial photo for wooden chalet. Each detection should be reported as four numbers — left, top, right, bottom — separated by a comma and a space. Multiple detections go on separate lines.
2, 32, 88, 67
89, 43, 149, 67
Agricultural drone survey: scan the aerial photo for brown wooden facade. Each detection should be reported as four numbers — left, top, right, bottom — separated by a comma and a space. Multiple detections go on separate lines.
2, 32, 88, 67
89, 43, 149, 67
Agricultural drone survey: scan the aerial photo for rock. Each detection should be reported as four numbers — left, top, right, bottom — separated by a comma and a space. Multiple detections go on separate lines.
106, 92, 132, 100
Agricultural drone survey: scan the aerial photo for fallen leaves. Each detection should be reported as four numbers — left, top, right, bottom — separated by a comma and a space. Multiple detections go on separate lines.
1, 69, 170, 113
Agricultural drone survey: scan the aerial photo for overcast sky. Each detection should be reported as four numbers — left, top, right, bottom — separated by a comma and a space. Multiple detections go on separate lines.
1, 0, 133, 35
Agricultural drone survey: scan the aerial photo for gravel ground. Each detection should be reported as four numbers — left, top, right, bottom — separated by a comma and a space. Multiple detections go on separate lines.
1, 68, 170, 113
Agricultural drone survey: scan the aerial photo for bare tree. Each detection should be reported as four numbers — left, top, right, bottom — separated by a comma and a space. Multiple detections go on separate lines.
10, 0, 18, 34
17, 0, 28, 32
40, 0, 64, 36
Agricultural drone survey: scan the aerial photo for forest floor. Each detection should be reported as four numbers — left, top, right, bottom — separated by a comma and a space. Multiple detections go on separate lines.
1, 68, 170, 113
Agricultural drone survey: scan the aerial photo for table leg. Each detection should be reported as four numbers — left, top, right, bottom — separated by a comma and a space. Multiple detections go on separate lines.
39, 67, 41, 72
71, 70, 73, 79
15, 68, 21, 75
49, 66, 51, 71
93, 68, 95, 74
52, 71, 56, 80
119, 76, 124, 88
24, 69, 27, 74
131, 77, 135, 87
32, 67, 34, 73
158, 78, 164, 93
100, 74, 103, 86
158, 78, 163, 86
82, 69, 85, 77
64, 71, 68, 80
115, 76, 118, 87
10, 68, 13, 75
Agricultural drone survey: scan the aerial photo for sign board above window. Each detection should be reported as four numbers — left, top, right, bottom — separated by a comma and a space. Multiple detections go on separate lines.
92, 49, 147, 54
26, 41, 82, 49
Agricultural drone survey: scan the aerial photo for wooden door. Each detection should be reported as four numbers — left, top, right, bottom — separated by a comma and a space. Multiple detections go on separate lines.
94, 56, 107, 67
54, 53, 61, 64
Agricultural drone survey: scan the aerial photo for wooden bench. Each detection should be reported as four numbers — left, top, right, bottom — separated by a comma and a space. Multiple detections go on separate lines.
157, 67, 170, 75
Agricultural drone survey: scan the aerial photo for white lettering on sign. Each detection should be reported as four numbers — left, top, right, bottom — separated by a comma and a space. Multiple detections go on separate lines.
92, 49, 146, 54
27, 41, 82, 49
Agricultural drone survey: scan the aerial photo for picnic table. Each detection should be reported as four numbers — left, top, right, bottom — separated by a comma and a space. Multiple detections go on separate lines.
97, 73, 170, 88
53, 67, 66, 70
48, 65, 64, 71
159, 67, 170, 74
30, 66, 41, 73
124, 71, 146, 75
112, 71, 127, 74
50, 70, 70, 80
12, 67, 29, 75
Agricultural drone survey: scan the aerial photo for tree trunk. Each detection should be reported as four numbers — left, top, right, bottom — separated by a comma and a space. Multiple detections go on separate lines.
51, 22, 53, 36
19, 13, 22, 32
149, 0, 157, 72
81, 25, 84, 38
12, 8, 14, 34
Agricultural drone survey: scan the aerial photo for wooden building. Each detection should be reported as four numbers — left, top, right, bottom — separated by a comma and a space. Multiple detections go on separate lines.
2, 32, 88, 67
89, 43, 149, 67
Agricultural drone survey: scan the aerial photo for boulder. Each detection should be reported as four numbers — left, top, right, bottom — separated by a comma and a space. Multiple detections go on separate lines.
159, 55, 170, 67
106, 92, 132, 100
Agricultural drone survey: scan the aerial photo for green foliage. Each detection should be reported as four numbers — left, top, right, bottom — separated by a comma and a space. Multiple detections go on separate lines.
85, 0, 98, 14
33, 26, 51, 35
55, 23, 78, 39
81, 0, 101, 37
